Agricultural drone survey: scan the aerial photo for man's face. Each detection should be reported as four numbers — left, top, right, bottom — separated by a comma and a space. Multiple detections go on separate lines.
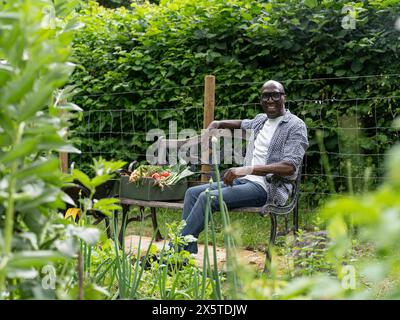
260, 83, 285, 119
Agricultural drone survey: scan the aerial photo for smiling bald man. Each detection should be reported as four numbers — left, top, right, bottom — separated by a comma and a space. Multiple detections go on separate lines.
179, 80, 309, 255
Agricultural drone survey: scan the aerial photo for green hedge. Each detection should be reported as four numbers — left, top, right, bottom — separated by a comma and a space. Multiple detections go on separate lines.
68, 0, 400, 207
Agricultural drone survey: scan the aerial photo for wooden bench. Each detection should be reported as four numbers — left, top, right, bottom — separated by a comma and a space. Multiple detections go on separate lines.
114, 131, 302, 265
117, 197, 263, 244
117, 175, 300, 266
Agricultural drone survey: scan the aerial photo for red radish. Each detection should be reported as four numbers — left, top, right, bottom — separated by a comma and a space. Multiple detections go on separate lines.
151, 173, 161, 180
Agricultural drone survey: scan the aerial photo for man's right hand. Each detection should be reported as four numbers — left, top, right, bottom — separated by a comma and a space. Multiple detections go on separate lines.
207, 121, 219, 130
207, 120, 242, 131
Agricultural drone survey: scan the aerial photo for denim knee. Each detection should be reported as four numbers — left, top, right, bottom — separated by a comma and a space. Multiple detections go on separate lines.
208, 191, 221, 211
197, 191, 209, 205
185, 186, 201, 200
197, 191, 219, 211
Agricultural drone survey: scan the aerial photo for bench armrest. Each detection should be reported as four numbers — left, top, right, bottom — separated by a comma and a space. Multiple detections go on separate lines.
265, 172, 301, 207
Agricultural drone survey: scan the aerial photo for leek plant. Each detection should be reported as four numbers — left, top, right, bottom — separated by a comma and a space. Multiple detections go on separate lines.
205, 136, 240, 299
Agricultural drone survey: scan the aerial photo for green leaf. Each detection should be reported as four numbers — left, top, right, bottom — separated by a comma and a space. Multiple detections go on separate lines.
62, 191, 77, 207
72, 169, 92, 190
8, 251, 64, 268
0, 112, 14, 138
64, 20, 85, 32
15, 187, 60, 211
334, 69, 347, 77
70, 226, 100, 245
18, 85, 54, 121
2, 64, 42, 105
38, 136, 81, 154
37, 135, 81, 153
57, 102, 83, 112
304, 0, 318, 8
70, 282, 110, 300
55, 237, 78, 258
350, 60, 363, 73
91, 175, 113, 188
15, 158, 59, 180
22, 210, 48, 238
55, 144, 81, 154
0, 62, 13, 86
0, 12, 19, 20
92, 158, 126, 175
93, 198, 121, 217
0, 138, 38, 164
7, 268, 38, 279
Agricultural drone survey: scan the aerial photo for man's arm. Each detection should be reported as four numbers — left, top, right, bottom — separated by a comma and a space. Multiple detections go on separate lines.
207, 120, 242, 130
223, 162, 295, 186
223, 119, 308, 186
251, 163, 295, 176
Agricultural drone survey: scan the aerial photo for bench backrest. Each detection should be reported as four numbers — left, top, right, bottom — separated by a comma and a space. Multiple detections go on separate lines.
155, 129, 248, 167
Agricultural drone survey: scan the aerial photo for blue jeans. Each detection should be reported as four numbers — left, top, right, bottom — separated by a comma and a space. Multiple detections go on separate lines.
180, 179, 268, 254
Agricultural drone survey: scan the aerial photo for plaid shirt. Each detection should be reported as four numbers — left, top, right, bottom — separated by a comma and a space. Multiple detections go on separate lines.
240, 110, 308, 206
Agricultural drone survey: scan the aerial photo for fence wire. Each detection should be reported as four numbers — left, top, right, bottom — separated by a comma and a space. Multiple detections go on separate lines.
70, 75, 400, 223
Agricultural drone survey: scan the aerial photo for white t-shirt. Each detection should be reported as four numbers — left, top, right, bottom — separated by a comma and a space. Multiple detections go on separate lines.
241, 115, 283, 191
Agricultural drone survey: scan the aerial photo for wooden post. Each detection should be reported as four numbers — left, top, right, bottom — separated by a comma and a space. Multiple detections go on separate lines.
59, 151, 69, 174
201, 75, 215, 182
59, 105, 69, 173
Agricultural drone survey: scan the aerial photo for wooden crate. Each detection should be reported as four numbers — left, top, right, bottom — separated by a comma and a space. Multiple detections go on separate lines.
119, 176, 188, 201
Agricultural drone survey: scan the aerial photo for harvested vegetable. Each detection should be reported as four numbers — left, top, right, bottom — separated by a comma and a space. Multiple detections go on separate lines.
126, 164, 194, 189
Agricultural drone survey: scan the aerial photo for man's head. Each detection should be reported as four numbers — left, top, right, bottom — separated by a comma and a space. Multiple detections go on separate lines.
260, 80, 286, 119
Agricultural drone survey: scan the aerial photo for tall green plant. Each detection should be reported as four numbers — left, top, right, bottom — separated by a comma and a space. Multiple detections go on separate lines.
205, 136, 239, 299
0, 0, 82, 299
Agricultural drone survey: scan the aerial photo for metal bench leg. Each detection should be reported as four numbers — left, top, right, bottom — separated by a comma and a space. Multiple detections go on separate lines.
264, 212, 277, 273
293, 200, 299, 235
150, 207, 163, 241
269, 212, 277, 245
284, 215, 289, 234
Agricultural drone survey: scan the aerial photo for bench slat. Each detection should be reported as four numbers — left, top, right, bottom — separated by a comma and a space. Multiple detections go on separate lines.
119, 198, 262, 213
119, 198, 184, 210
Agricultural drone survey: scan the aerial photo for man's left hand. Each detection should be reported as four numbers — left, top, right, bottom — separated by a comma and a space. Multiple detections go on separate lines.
223, 168, 238, 186
223, 168, 247, 186
223, 167, 252, 186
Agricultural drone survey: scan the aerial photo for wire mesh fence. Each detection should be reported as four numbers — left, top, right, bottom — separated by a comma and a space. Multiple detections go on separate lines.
69, 75, 400, 225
